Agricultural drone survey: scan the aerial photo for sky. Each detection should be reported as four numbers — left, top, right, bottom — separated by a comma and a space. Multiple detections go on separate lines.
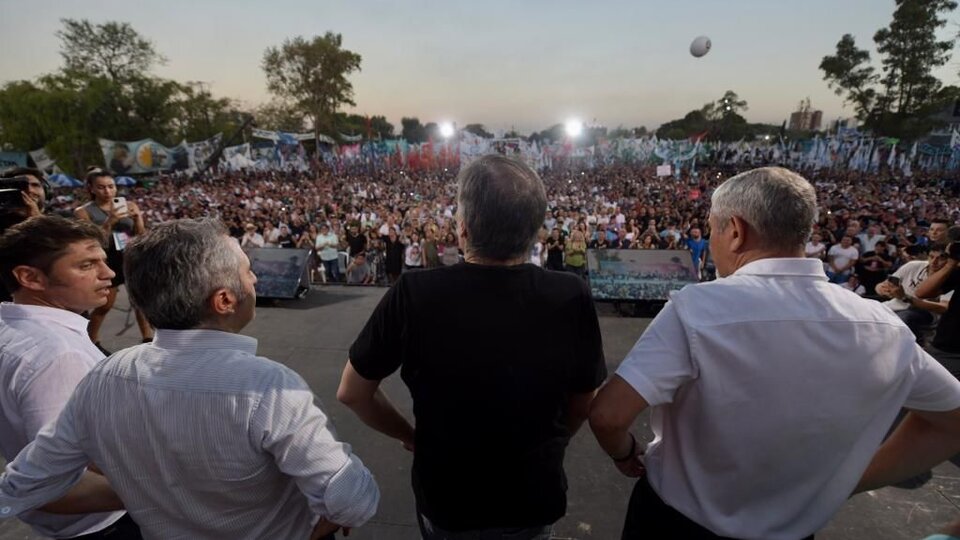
1, 0, 958, 134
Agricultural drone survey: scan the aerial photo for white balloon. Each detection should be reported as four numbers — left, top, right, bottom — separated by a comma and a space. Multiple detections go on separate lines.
690, 36, 712, 58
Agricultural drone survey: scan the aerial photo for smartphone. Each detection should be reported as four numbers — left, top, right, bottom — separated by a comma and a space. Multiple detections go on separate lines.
887, 276, 901, 286
113, 196, 128, 215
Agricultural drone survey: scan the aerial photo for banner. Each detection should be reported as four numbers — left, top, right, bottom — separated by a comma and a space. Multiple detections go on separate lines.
29, 148, 57, 171
99, 138, 189, 174
187, 133, 222, 170
587, 249, 698, 301
0, 151, 28, 169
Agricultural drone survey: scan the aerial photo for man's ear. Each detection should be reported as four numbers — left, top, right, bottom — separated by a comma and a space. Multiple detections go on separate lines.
11, 265, 47, 292
208, 287, 238, 317
728, 215, 749, 253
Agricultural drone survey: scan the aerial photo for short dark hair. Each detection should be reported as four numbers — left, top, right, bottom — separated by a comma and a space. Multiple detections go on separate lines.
0, 167, 45, 180
931, 218, 951, 226
0, 215, 105, 293
456, 155, 547, 261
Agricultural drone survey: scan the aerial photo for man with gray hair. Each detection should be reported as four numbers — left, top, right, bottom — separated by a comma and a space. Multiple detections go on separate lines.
338, 155, 606, 538
589, 167, 960, 539
0, 218, 379, 539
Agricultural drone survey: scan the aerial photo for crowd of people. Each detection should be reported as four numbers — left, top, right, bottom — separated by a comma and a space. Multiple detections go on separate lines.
38, 162, 960, 292
2, 157, 960, 540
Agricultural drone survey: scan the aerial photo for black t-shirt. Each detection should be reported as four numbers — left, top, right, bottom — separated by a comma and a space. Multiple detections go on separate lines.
346, 232, 367, 256
934, 269, 960, 352
349, 264, 606, 531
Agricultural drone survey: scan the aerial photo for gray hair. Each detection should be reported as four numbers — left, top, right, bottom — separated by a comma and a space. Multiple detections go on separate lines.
124, 218, 246, 329
456, 155, 547, 261
710, 167, 818, 249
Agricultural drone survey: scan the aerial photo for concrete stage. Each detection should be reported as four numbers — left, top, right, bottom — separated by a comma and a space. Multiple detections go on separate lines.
2, 285, 959, 540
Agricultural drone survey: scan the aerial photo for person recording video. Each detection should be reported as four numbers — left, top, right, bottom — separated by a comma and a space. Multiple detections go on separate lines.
0, 168, 49, 302
876, 244, 951, 343
917, 226, 960, 376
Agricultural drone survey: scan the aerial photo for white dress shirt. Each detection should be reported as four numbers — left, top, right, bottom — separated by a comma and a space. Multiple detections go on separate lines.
0, 303, 124, 538
0, 328, 379, 539
616, 258, 960, 540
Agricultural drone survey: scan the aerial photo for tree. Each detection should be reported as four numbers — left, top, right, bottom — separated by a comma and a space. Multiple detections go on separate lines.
463, 123, 493, 138
57, 19, 164, 83
714, 90, 748, 120
255, 99, 307, 133
262, 33, 362, 143
401, 117, 426, 143
820, 0, 958, 137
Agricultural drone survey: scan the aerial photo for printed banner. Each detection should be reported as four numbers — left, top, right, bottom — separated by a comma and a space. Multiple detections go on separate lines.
99, 138, 189, 174
187, 133, 223, 170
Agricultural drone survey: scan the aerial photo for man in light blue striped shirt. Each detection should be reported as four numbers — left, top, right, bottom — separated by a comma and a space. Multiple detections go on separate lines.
0, 218, 379, 539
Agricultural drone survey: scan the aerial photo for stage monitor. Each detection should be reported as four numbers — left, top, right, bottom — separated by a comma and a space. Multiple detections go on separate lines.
587, 249, 699, 301
248, 248, 312, 299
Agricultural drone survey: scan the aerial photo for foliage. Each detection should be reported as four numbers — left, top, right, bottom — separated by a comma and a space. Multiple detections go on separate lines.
262, 33, 362, 142
820, 0, 958, 138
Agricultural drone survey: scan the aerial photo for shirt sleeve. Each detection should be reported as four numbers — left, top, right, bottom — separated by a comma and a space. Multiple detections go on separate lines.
17, 351, 93, 442
252, 368, 379, 528
348, 278, 406, 380
615, 301, 696, 406
569, 281, 607, 393
904, 346, 960, 412
0, 384, 90, 516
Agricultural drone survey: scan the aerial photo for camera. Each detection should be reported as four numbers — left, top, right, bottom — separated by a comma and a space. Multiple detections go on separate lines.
0, 177, 30, 209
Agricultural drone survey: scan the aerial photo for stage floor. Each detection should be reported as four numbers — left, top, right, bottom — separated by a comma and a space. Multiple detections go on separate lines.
2, 285, 958, 540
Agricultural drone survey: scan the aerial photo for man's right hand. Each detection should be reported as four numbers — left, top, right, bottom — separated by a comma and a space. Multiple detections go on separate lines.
310, 518, 349, 539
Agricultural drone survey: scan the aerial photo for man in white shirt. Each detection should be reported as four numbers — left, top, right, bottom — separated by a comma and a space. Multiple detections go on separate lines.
0, 216, 136, 539
239, 222, 264, 251
827, 235, 859, 283
0, 219, 379, 540
857, 223, 886, 253
876, 245, 951, 342
589, 167, 960, 540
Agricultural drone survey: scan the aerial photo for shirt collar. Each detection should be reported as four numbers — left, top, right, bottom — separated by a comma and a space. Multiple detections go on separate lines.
732, 258, 828, 280
0, 302, 91, 337
152, 328, 258, 354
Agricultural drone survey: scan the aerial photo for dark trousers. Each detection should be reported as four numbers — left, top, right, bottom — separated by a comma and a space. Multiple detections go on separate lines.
417, 513, 552, 540
70, 514, 142, 540
622, 478, 814, 540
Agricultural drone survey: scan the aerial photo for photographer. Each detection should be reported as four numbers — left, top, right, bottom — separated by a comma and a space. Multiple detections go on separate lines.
917, 227, 960, 375
0, 168, 49, 302
0, 167, 46, 219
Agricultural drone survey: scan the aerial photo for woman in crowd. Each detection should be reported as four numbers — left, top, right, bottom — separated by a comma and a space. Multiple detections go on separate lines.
404, 231, 423, 271
74, 167, 153, 353
384, 229, 406, 283
565, 229, 588, 279
441, 231, 460, 266
546, 227, 565, 271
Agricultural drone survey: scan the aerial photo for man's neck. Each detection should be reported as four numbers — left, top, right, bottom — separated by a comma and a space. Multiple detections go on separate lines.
10, 292, 80, 314
464, 253, 527, 266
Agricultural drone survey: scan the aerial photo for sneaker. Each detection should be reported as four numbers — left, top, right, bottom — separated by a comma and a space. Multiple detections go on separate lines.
94, 342, 112, 356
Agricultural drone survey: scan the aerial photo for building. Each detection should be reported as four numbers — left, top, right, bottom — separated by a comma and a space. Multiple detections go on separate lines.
788, 98, 823, 132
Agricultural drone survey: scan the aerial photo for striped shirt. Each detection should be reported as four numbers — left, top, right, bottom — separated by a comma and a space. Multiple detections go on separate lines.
0, 329, 379, 539
0, 303, 124, 538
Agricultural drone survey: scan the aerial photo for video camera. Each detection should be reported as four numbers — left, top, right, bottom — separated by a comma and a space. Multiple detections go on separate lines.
0, 176, 30, 209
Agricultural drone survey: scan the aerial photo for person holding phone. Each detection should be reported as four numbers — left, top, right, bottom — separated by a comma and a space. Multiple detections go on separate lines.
74, 168, 152, 354
876, 245, 952, 343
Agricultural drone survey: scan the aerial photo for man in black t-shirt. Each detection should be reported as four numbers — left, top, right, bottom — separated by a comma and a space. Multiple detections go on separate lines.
337, 155, 606, 538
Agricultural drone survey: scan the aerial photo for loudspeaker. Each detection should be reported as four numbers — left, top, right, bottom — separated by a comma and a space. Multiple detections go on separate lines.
248, 247, 312, 299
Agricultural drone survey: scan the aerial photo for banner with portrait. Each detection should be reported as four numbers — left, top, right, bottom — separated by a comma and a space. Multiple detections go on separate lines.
99, 138, 189, 174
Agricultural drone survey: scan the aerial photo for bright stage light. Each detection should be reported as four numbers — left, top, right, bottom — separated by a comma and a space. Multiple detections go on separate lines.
439, 122, 455, 138
565, 119, 583, 138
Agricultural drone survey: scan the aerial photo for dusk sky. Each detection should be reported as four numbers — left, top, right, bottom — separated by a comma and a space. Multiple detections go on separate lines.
2, 0, 958, 134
